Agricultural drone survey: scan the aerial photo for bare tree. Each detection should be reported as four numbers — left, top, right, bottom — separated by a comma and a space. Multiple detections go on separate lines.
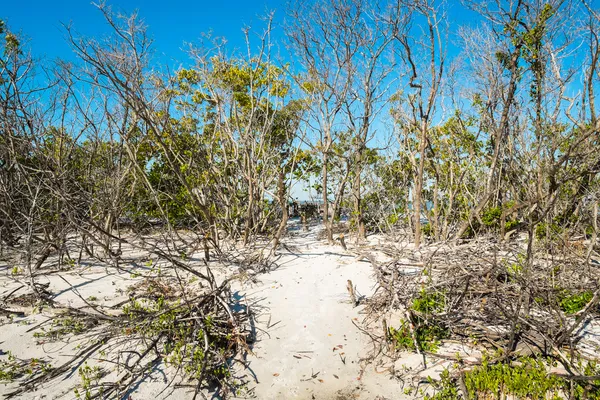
392, 0, 446, 247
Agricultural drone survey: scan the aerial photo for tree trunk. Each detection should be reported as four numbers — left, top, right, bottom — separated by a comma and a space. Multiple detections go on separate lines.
413, 120, 428, 248
353, 151, 366, 242
271, 169, 289, 252
243, 182, 254, 246
323, 138, 333, 243
453, 45, 522, 240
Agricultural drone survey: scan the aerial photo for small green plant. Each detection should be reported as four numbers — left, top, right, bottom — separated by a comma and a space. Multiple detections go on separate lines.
34, 315, 94, 340
74, 363, 103, 400
426, 368, 459, 399
0, 352, 52, 382
387, 213, 400, 225
482, 206, 502, 227
424, 357, 600, 400
121, 292, 232, 381
503, 254, 526, 279
389, 289, 449, 352
389, 322, 415, 350
535, 222, 562, 240
507, 262, 523, 277
505, 219, 519, 231
422, 223, 433, 238
464, 357, 561, 399
389, 319, 448, 353
559, 290, 594, 315
87, 296, 98, 302
10, 266, 20, 275
412, 288, 446, 314
585, 225, 595, 238
0, 352, 17, 382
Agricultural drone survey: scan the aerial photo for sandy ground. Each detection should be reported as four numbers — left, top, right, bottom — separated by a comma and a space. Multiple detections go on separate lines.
0, 224, 417, 399
230, 226, 411, 400
1, 222, 598, 399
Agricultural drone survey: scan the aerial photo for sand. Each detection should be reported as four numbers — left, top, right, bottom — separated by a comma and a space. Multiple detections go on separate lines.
229, 226, 411, 400
2, 222, 597, 399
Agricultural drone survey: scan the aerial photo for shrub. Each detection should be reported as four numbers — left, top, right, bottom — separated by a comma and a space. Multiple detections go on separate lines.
390, 289, 448, 352
389, 318, 448, 353
505, 219, 519, 231
535, 222, 562, 240
422, 223, 433, 238
425, 358, 600, 400
482, 206, 502, 227
559, 290, 594, 315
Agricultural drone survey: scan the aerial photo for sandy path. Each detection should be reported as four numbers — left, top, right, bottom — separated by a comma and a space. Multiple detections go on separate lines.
233, 226, 404, 400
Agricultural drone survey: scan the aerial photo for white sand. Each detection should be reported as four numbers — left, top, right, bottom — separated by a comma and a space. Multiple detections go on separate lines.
229, 226, 411, 399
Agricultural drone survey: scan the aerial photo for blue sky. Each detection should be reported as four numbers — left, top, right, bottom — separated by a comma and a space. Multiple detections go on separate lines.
2, 0, 487, 66
2, 0, 285, 65
5, 0, 589, 202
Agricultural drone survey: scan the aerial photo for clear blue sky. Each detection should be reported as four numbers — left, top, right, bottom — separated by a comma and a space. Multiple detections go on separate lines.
2, 1, 489, 64
3, 0, 588, 203
2, 0, 285, 65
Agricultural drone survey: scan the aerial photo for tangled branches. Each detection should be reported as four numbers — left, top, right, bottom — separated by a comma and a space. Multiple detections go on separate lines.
365, 233, 600, 397
2, 232, 253, 399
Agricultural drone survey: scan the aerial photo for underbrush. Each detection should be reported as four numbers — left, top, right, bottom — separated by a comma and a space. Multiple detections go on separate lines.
0, 352, 52, 383
389, 289, 449, 353
33, 315, 98, 341
426, 356, 600, 400
6, 273, 250, 399
368, 235, 600, 400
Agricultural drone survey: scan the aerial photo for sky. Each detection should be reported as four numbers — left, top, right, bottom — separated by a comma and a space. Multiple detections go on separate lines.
2, 0, 488, 67
2, 0, 285, 66
5, 0, 588, 201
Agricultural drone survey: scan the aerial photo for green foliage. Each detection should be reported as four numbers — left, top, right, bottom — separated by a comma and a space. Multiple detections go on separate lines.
425, 369, 459, 400
465, 357, 562, 399
413, 289, 445, 314
479, 203, 520, 233
425, 357, 600, 400
389, 318, 448, 353
422, 223, 433, 238
585, 225, 595, 238
390, 289, 448, 353
0, 352, 19, 382
0, 20, 21, 55
559, 290, 594, 315
33, 316, 95, 340
505, 219, 519, 231
481, 206, 502, 227
0, 352, 52, 382
120, 283, 234, 383
535, 222, 562, 240
387, 213, 400, 225
389, 322, 416, 351
74, 363, 103, 400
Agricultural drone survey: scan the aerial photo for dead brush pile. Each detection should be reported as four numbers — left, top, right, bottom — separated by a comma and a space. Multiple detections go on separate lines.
2, 235, 253, 400
365, 233, 600, 398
